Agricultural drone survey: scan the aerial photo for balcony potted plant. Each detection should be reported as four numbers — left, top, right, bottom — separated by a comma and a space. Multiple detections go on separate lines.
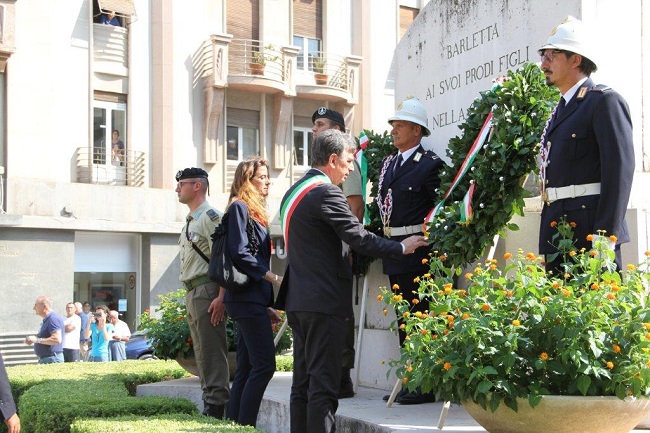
249, 44, 278, 76
313, 56, 328, 85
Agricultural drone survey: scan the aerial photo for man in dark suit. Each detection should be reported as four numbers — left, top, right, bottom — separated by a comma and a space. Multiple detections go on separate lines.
377, 97, 445, 404
276, 129, 428, 433
538, 16, 634, 272
0, 353, 20, 433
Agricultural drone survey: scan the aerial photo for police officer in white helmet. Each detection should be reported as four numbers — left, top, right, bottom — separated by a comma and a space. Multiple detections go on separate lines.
378, 97, 446, 404
538, 16, 634, 273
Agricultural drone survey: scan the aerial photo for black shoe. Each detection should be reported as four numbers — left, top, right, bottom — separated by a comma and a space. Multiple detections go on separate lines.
383, 388, 407, 402
202, 402, 225, 419
338, 379, 355, 399
396, 390, 436, 405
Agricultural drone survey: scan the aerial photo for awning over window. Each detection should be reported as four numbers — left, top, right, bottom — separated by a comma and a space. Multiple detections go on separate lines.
97, 0, 136, 18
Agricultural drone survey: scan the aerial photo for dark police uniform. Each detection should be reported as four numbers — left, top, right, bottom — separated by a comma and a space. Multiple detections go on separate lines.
539, 78, 634, 270
378, 145, 444, 342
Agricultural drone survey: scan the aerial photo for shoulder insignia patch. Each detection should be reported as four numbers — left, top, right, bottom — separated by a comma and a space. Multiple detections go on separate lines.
423, 150, 440, 161
577, 86, 588, 99
206, 209, 220, 221
413, 152, 422, 162
590, 84, 611, 93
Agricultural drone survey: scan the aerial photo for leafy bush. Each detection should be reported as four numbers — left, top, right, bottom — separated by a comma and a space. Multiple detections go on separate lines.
381, 225, 650, 412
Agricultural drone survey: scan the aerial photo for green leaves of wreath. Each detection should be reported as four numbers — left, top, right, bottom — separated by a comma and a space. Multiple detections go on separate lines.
360, 63, 559, 271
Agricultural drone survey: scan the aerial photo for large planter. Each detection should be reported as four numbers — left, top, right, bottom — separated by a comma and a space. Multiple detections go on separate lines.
249, 63, 265, 75
462, 396, 650, 433
176, 352, 237, 380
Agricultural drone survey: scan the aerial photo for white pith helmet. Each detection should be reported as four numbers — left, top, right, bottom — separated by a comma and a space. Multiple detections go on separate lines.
388, 97, 431, 137
538, 16, 597, 68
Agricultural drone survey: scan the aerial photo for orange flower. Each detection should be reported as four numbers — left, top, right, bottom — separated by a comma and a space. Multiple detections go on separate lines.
504, 290, 513, 297
458, 290, 467, 297
645, 251, 650, 257
446, 315, 455, 324
589, 250, 598, 257
570, 221, 577, 228
444, 287, 452, 294
550, 221, 558, 228
561, 289, 571, 297
403, 377, 409, 384
420, 329, 428, 335
461, 313, 471, 320
421, 258, 429, 265
382, 309, 388, 316
607, 293, 616, 300
411, 298, 420, 305
525, 252, 536, 261
504, 252, 512, 260
481, 303, 490, 311
489, 264, 497, 271
586, 234, 594, 241
609, 235, 618, 243
376, 295, 383, 301
590, 283, 599, 290
568, 250, 577, 257
540, 352, 549, 361
432, 334, 439, 340
402, 311, 410, 318
644, 323, 650, 330
613, 344, 621, 354
645, 332, 650, 340
552, 282, 561, 289
439, 255, 447, 261
392, 284, 400, 291
444, 362, 452, 371
606, 361, 614, 370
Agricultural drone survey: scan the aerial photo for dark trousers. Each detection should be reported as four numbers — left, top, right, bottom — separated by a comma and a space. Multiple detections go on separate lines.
288, 311, 346, 433
63, 348, 80, 362
226, 303, 276, 427
389, 271, 429, 346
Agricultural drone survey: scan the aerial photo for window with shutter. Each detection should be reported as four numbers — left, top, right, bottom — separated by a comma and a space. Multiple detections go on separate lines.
399, 6, 419, 39
228, 0, 260, 41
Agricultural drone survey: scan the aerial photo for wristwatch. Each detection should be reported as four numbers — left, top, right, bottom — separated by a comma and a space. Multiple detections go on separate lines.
37, 337, 42, 344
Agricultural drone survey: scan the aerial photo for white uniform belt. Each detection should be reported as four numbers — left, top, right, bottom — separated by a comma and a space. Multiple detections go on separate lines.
383, 224, 422, 238
544, 182, 601, 204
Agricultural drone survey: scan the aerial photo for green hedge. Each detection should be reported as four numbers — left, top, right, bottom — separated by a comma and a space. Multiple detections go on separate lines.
2, 360, 261, 433
70, 414, 256, 432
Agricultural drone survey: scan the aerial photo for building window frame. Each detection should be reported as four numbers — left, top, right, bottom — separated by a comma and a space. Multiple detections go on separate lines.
293, 127, 313, 167
292, 36, 321, 72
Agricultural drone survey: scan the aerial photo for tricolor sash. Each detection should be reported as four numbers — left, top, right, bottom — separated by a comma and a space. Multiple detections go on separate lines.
280, 174, 331, 251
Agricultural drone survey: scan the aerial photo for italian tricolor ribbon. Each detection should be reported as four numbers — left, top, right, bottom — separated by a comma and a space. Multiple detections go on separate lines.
280, 174, 331, 250
356, 131, 369, 224
424, 111, 493, 225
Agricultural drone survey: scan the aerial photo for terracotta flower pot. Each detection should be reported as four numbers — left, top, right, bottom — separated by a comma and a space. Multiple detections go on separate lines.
462, 395, 650, 433
249, 63, 265, 75
314, 73, 328, 85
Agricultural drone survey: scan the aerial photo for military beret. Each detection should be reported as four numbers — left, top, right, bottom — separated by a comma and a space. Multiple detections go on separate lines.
312, 107, 345, 130
175, 167, 209, 182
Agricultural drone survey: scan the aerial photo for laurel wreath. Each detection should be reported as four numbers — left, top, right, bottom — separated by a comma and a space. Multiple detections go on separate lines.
360, 63, 559, 271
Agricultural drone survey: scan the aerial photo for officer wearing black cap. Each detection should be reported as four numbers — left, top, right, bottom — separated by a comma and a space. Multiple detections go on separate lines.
176, 167, 229, 418
312, 107, 360, 399
538, 17, 634, 272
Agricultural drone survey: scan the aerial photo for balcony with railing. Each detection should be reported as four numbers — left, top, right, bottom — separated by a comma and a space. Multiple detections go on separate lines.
205, 35, 361, 103
75, 147, 145, 186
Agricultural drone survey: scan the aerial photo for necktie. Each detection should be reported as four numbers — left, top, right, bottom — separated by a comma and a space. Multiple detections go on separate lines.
393, 154, 403, 175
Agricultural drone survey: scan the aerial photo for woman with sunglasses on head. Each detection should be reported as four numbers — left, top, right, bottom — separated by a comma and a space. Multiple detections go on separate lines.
223, 156, 283, 427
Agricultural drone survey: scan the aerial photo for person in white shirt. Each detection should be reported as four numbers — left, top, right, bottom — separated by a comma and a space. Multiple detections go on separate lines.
62, 302, 81, 362
108, 310, 131, 361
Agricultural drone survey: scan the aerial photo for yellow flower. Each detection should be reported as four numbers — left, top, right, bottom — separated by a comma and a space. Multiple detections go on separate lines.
414, 311, 423, 319
512, 319, 521, 326
413, 277, 420, 283
489, 264, 497, 271
465, 273, 473, 280
645, 251, 650, 257
402, 312, 410, 318
399, 324, 405, 330
627, 264, 636, 271
541, 296, 549, 303
423, 273, 431, 279
458, 289, 467, 297
406, 365, 413, 373
444, 287, 452, 294
568, 250, 577, 257
606, 361, 614, 370
540, 352, 549, 361
644, 323, 650, 330
443, 362, 452, 371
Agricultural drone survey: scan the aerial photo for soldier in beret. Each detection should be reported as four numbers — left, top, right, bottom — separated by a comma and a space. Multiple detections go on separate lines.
312, 107, 359, 399
537, 17, 634, 272
176, 167, 229, 418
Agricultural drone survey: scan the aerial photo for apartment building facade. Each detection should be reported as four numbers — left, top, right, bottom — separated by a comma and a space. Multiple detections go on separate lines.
0, 0, 424, 364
